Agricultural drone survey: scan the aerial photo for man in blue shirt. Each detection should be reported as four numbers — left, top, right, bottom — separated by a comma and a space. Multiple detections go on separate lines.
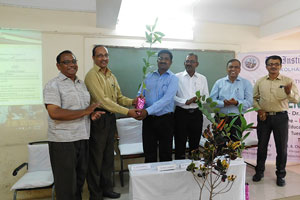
210, 59, 253, 141
136, 49, 179, 162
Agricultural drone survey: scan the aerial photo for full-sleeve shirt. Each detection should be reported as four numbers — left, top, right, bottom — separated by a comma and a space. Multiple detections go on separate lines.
174, 70, 209, 109
43, 72, 91, 142
84, 64, 133, 115
138, 69, 179, 116
253, 74, 299, 112
210, 75, 253, 114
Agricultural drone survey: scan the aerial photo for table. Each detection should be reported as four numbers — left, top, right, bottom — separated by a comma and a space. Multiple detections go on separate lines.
129, 159, 246, 200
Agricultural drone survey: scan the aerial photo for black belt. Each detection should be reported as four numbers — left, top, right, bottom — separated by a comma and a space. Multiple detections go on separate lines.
176, 106, 200, 114
148, 112, 173, 118
95, 108, 113, 115
266, 111, 287, 116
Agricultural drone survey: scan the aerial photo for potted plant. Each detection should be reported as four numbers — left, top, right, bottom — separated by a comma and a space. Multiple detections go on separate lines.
186, 91, 256, 200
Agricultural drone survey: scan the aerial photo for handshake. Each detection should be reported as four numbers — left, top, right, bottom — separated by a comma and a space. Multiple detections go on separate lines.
128, 96, 147, 120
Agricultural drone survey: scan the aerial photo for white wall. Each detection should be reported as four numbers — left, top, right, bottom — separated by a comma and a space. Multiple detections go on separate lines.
1, 4, 300, 199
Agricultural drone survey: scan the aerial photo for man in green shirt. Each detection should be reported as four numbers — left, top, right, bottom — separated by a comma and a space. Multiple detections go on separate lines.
85, 45, 139, 199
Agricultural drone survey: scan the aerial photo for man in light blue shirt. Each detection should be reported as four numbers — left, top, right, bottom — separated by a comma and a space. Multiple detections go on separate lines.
136, 49, 178, 162
210, 59, 253, 140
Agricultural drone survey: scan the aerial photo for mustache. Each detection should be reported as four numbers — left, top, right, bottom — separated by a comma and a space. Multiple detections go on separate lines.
159, 62, 167, 65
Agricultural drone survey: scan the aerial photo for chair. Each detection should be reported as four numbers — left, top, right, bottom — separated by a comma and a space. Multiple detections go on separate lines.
11, 141, 54, 200
116, 118, 144, 187
243, 127, 258, 167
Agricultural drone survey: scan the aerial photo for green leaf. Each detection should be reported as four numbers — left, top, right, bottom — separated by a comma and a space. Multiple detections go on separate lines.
146, 51, 156, 57
219, 113, 226, 118
245, 123, 254, 130
198, 101, 203, 108
145, 32, 152, 43
229, 116, 238, 128
155, 31, 165, 37
143, 66, 147, 74
143, 58, 147, 64
240, 116, 247, 131
146, 25, 151, 32
156, 37, 162, 43
196, 91, 201, 98
232, 124, 241, 133
213, 108, 220, 113
206, 97, 212, 103
244, 107, 259, 114
227, 112, 238, 117
238, 103, 243, 113
145, 62, 150, 68
142, 82, 147, 89
210, 102, 217, 108
242, 132, 250, 141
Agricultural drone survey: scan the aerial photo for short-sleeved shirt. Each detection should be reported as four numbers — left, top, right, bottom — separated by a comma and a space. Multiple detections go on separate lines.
253, 74, 299, 112
43, 72, 91, 142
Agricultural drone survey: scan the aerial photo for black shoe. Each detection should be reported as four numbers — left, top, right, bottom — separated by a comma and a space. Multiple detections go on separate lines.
277, 177, 286, 187
103, 191, 121, 199
252, 173, 264, 182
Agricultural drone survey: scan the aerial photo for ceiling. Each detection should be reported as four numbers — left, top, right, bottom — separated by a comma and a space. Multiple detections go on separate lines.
0, 0, 300, 39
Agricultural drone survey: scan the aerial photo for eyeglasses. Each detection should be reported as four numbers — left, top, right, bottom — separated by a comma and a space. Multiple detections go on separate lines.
185, 60, 197, 64
267, 63, 280, 67
96, 54, 109, 58
158, 56, 170, 61
60, 59, 77, 65
228, 65, 240, 69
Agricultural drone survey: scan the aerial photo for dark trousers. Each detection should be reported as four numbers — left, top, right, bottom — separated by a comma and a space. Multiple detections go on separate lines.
48, 140, 89, 200
87, 113, 116, 200
142, 113, 174, 163
255, 112, 289, 178
174, 106, 203, 159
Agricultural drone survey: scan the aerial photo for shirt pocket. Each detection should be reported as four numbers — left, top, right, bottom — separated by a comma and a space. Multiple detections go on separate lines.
275, 87, 287, 100
234, 87, 244, 99
158, 84, 168, 98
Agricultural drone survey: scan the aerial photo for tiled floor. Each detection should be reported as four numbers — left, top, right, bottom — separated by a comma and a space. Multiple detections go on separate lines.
246, 161, 300, 200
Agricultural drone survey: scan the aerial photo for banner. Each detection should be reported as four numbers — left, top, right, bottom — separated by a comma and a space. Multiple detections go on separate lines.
238, 51, 300, 163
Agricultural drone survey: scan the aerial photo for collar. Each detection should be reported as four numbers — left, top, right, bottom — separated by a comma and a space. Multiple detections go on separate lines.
267, 74, 282, 80
58, 72, 80, 83
93, 64, 112, 76
183, 70, 198, 78
154, 69, 171, 76
225, 75, 241, 82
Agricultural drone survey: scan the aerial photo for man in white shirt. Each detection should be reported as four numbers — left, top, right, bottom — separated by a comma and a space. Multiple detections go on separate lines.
174, 53, 209, 159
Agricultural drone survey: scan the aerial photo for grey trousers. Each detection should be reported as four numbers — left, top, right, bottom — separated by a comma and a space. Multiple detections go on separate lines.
48, 140, 89, 200
87, 113, 116, 200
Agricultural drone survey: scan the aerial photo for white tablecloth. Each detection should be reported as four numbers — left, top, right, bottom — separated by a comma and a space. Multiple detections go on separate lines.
129, 159, 246, 200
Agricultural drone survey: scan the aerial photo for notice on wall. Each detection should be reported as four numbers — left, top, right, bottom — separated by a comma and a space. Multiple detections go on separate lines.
0, 29, 45, 134
0, 44, 42, 106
